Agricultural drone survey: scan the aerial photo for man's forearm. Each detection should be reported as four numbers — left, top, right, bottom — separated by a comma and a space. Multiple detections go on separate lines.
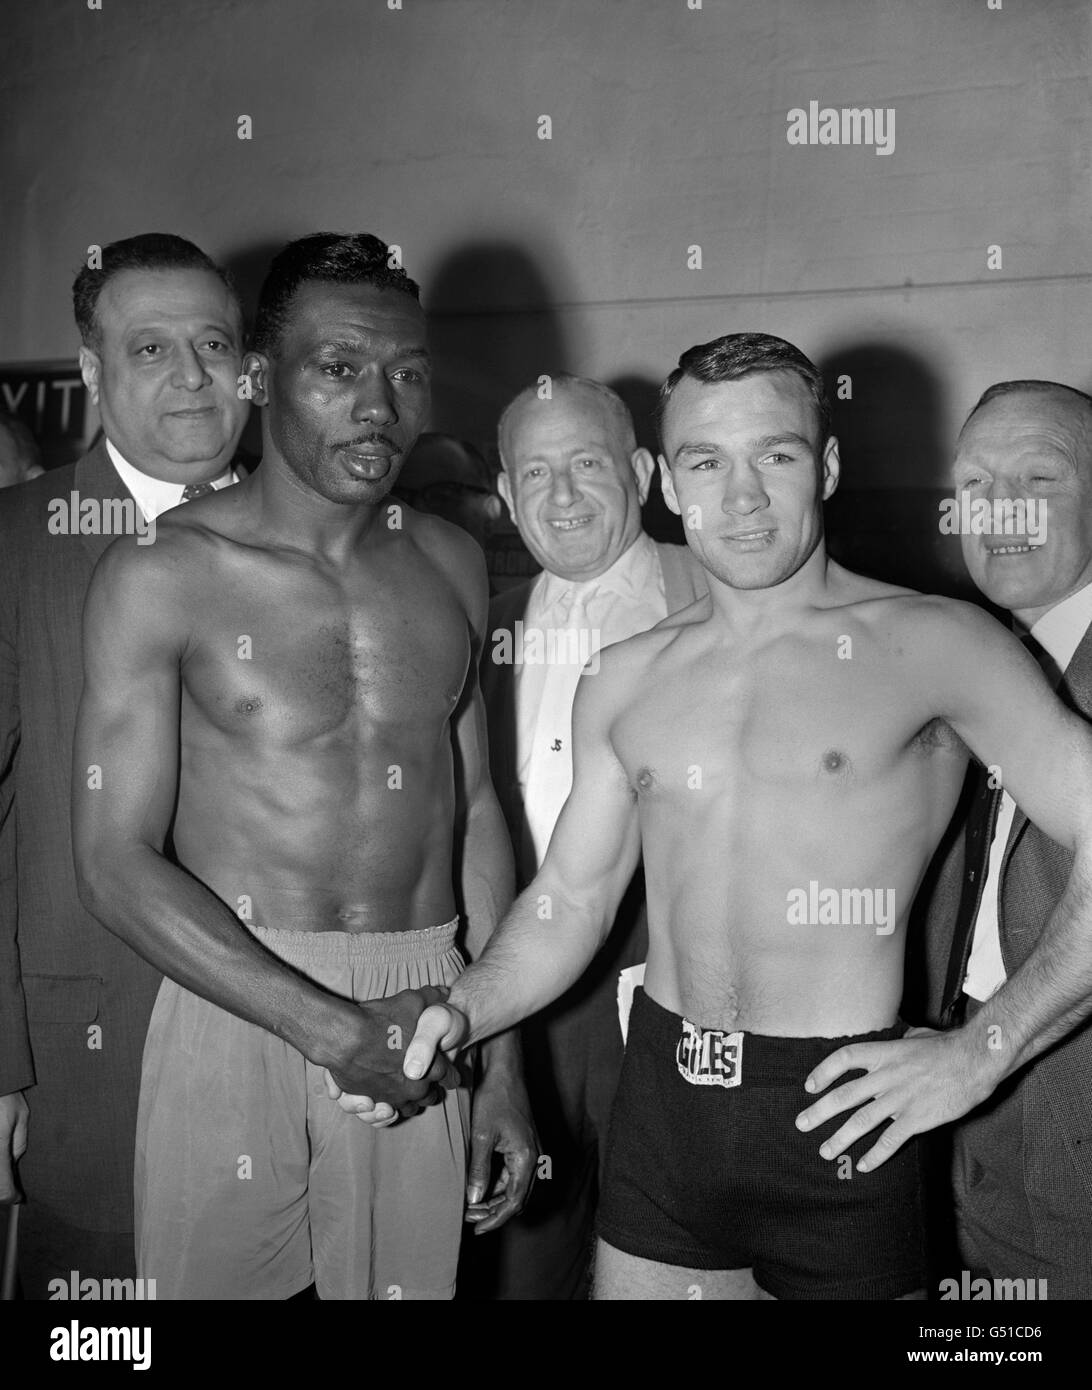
448, 874, 608, 1048
78, 843, 357, 1068
958, 844, 1092, 1078
457, 792, 522, 1077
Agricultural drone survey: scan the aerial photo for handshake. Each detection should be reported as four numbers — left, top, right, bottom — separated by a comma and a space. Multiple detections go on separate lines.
321, 985, 470, 1126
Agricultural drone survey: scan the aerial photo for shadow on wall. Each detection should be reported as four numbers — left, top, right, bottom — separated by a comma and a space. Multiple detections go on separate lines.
818, 341, 977, 603
222, 239, 285, 463
608, 372, 685, 546
425, 241, 573, 450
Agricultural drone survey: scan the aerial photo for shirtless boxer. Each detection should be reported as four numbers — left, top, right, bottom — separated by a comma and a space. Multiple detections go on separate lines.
401, 333, 1092, 1300
71, 233, 535, 1300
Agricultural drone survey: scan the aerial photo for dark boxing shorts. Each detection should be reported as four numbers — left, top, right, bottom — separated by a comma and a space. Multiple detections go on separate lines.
597, 988, 926, 1300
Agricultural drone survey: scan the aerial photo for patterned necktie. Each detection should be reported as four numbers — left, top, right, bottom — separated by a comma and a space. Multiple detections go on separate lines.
181, 482, 216, 501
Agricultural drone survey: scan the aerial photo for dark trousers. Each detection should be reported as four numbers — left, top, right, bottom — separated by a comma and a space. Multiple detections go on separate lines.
952, 997, 1092, 1299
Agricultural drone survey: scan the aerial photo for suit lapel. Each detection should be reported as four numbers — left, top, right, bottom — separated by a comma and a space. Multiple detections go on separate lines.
941, 771, 1002, 1021
73, 439, 137, 568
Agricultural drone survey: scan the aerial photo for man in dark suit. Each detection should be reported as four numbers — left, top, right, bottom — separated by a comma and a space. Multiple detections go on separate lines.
0, 232, 250, 1297
470, 373, 707, 1298
922, 379, 1092, 1298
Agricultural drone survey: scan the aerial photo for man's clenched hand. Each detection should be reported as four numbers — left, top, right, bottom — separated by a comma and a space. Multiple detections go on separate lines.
324, 986, 460, 1118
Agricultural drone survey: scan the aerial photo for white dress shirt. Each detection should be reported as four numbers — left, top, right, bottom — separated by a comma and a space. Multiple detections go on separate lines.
106, 439, 238, 521
963, 580, 1092, 1000
516, 531, 667, 870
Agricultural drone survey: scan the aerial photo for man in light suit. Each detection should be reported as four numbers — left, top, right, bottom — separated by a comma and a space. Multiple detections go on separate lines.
471, 374, 707, 1298
921, 379, 1092, 1298
0, 232, 250, 1297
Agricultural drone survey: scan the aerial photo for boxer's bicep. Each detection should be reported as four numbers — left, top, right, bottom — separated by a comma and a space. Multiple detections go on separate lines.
539, 658, 641, 938
73, 540, 186, 868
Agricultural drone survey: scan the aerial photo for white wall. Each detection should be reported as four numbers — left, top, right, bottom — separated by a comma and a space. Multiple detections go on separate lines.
2, 0, 1089, 486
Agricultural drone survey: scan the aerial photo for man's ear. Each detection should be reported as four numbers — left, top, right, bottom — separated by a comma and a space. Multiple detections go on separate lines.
821, 435, 840, 502
240, 352, 269, 407
78, 345, 101, 406
630, 447, 656, 505
496, 468, 518, 526
658, 454, 681, 516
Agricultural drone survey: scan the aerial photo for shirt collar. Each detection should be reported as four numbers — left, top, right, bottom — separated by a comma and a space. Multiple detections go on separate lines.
105, 438, 236, 521
537, 531, 658, 611
1029, 579, 1092, 674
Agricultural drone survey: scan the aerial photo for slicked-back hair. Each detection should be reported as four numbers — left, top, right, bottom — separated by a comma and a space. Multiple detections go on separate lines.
251, 233, 420, 357
656, 332, 832, 453
72, 233, 239, 351
497, 372, 637, 471
960, 379, 1092, 439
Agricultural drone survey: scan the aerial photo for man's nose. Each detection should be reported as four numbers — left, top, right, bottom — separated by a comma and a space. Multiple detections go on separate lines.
721, 465, 768, 515
350, 372, 397, 425
548, 469, 580, 506
173, 344, 213, 391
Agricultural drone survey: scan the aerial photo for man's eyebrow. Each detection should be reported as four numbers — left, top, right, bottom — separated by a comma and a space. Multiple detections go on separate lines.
124, 321, 238, 339
750, 432, 813, 451
674, 441, 723, 457
315, 340, 431, 360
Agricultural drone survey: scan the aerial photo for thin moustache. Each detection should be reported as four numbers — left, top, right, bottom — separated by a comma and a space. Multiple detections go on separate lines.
335, 436, 400, 454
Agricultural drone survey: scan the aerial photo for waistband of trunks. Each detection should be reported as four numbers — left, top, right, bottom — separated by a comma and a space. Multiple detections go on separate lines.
632, 986, 906, 1087
246, 917, 459, 967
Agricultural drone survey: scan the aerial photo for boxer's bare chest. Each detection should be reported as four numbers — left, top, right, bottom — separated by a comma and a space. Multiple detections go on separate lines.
612, 626, 962, 805
178, 539, 471, 745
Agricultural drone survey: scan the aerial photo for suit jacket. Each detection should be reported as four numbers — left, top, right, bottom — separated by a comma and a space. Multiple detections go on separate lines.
920, 618, 1092, 1205
482, 539, 708, 870
0, 440, 246, 1235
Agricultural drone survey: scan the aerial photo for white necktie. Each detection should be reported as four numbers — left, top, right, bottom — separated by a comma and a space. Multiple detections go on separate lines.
521, 584, 598, 868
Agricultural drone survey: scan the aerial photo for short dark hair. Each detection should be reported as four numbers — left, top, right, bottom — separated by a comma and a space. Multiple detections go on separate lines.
72, 233, 238, 350
251, 233, 420, 357
656, 332, 832, 453
960, 379, 1092, 436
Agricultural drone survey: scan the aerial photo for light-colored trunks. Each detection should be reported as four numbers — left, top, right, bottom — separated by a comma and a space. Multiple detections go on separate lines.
134, 920, 469, 1300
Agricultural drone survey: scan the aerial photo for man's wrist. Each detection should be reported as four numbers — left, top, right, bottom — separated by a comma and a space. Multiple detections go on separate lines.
477, 1026, 524, 1081
293, 993, 360, 1072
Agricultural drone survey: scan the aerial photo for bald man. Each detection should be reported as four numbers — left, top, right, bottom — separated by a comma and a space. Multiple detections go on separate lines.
922, 380, 1092, 1298
471, 374, 707, 1299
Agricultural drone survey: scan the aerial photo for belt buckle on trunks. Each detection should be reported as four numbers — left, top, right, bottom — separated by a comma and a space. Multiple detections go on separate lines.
676, 1017, 743, 1088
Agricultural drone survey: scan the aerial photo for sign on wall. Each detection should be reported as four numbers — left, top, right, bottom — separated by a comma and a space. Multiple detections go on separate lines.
0, 360, 90, 470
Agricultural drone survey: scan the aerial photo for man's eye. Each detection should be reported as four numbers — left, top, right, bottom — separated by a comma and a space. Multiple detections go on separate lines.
761, 453, 792, 465
523, 467, 544, 480
957, 476, 985, 488
321, 363, 353, 378
576, 457, 599, 469
136, 344, 161, 357
392, 368, 424, 383
692, 458, 719, 471
201, 339, 230, 352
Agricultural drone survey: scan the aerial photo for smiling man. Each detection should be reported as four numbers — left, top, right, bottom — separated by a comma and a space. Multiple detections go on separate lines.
69, 233, 535, 1300
473, 376, 706, 1298
921, 380, 1092, 1298
0, 232, 249, 1298
401, 334, 1092, 1300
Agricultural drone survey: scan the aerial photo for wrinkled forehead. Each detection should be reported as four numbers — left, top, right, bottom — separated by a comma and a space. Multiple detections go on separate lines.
506, 387, 632, 466
956, 392, 1092, 475
662, 370, 819, 452
281, 280, 427, 353
96, 268, 241, 340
